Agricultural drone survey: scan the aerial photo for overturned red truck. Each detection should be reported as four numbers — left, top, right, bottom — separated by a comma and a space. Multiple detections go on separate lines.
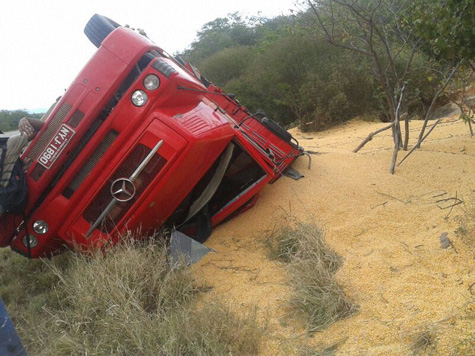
8, 15, 304, 258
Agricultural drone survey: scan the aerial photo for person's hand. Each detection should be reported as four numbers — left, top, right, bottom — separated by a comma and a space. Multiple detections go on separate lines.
22, 157, 33, 171
18, 118, 35, 139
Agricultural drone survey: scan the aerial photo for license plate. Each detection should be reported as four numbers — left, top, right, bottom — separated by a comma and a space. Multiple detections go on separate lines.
38, 124, 76, 169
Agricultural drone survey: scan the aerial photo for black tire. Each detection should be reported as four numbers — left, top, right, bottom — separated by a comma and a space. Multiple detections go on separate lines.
84, 14, 121, 48
261, 117, 292, 143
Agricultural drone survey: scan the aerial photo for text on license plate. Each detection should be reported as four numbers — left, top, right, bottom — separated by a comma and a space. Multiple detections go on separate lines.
38, 124, 76, 169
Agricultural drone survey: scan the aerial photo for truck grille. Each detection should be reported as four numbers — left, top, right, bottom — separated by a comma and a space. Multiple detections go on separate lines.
68, 109, 85, 128
27, 102, 72, 162
83, 144, 167, 233
62, 130, 119, 198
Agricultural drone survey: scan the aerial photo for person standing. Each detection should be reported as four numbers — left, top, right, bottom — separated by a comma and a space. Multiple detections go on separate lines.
0, 117, 43, 246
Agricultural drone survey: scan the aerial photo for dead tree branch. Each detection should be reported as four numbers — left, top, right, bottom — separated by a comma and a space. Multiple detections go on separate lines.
461, 95, 474, 137
398, 118, 442, 166
416, 62, 461, 147
353, 122, 394, 153
402, 112, 409, 150
390, 82, 407, 173
307, 0, 372, 56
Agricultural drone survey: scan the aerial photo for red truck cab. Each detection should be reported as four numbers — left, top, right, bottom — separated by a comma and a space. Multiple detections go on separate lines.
9, 15, 304, 258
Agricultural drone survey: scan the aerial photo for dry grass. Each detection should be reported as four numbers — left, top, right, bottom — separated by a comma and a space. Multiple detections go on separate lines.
272, 333, 346, 356
409, 330, 436, 355
1, 235, 264, 355
455, 193, 475, 247
267, 222, 358, 332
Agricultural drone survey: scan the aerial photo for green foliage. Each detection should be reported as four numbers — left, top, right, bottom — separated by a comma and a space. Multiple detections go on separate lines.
221, 33, 374, 130
408, 0, 475, 61
183, 12, 261, 65
182, 5, 473, 131
232, 34, 325, 126
297, 51, 374, 130
0, 110, 42, 132
197, 46, 254, 87
397, 53, 443, 113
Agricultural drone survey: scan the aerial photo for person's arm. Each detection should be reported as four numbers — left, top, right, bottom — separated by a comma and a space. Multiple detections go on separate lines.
18, 117, 44, 141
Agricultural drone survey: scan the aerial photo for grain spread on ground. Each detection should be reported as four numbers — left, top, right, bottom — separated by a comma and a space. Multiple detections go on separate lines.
195, 115, 475, 355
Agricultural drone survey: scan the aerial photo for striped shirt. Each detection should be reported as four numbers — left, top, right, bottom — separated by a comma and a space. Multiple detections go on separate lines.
1, 135, 28, 187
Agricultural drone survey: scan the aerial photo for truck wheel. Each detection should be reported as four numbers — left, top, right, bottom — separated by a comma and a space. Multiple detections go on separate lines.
84, 14, 121, 48
261, 117, 292, 143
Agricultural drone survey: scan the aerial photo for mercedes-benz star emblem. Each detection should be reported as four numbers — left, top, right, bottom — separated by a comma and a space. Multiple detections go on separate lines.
110, 178, 136, 202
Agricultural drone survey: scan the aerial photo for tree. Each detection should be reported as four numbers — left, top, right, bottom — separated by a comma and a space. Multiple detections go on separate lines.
404, 0, 475, 148
307, 0, 472, 173
307, 0, 424, 172
182, 13, 261, 65
408, 0, 475, 64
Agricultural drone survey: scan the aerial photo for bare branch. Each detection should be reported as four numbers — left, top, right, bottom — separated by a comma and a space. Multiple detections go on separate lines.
417, 62, 461, 147
395, 83, 407, 121
398, 118, 442, 166
461, 97, 474, 136
390, 133, 399, 174
307, 0, 372, 56
330, 0, 335, 39
353, 122, 394, 153
390, 83, 407, 173
371, 17, 400, 85
401, 38, 422, 81
402, 112, 409, 150
334, 0, 381, 21
307, 1, 332, 41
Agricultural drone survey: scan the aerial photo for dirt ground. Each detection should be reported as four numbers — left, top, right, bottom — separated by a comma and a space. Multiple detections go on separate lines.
195, 115, 475, 355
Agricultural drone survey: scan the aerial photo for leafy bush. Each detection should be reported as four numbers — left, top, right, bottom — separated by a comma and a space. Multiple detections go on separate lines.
219, 34, 375, 130
198, 46, 255, 87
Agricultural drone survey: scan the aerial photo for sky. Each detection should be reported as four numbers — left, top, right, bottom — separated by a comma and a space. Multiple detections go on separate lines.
0, 0, 298, 111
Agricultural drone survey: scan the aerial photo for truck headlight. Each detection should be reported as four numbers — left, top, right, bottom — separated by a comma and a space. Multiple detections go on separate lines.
33, 220, 49, 234
144, 74, 160, 90
23, 235, 38, 248
131, 90, 148, 107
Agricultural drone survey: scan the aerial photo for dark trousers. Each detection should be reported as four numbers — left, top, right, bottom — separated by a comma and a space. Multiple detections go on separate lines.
0, 214, 17, 247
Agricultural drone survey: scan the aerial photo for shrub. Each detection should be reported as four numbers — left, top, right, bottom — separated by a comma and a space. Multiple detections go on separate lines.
198, 46, 255, 87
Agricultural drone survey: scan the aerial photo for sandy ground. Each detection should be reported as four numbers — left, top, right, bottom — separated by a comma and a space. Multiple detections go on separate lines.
195, 115, 475, 355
